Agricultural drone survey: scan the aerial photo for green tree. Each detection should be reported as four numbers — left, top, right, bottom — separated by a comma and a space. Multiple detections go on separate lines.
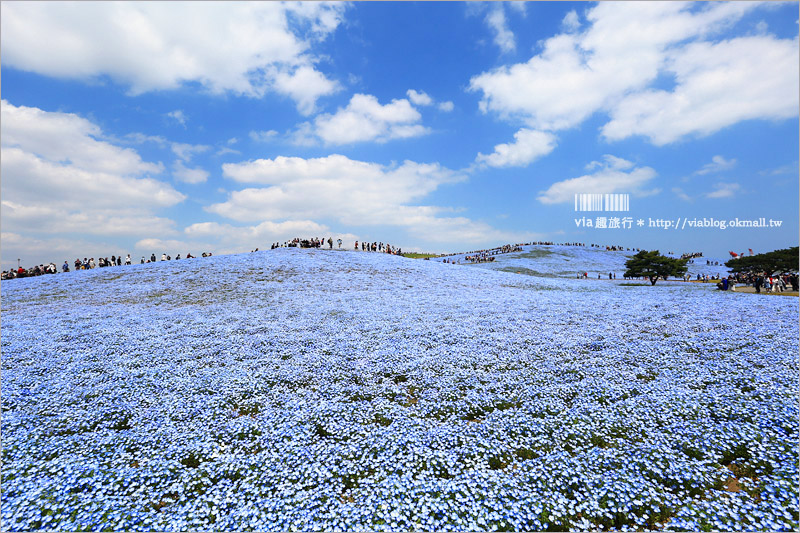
725, 246, 799, 275
624, 250, 689, 285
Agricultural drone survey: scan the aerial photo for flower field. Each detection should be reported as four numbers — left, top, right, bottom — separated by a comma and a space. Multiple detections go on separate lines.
1, 246, 797, 531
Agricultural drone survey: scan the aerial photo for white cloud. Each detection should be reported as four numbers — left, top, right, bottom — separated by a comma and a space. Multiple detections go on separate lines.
469, 2, 794, 144
407, 89, 433, 106
706, 182, 741, 199
124, 132, 168, 146
1, 200, 178, 237
0, 101, 184, 261
287, 122, 317, 147
561, 10, 580, 32
0, 2, 346, 114
1, 232, 119, 268
598, 155, 635, 171
485, 6, 515, 54
1, 146, 182, 210
172, 161, 209, 184
171, 142, 210, 161
185, 220, 330, 249
133, 238, 214, 256
216, 147, 241, 157
166, 110, 187, 127
759, 162, 798, 176
272, 65, 341, 116
296, 93, 429, 145
695, 155, 737, 175
249, 130, 279, 143
134, 221, 362, 258
602, 36, 799, 145
206, 154, 528, 246
406, 89, 453, 112
476, 129, 556, 168
2, 100, 163, 177
538, 156, 657, 204
213, 155, 463, 222
507, 2, 526, 16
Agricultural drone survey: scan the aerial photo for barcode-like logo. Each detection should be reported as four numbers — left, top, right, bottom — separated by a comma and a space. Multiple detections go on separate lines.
574, 193, 629, 212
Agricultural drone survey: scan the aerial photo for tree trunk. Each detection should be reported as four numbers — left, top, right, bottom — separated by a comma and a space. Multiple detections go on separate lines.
650, 276, 657, 285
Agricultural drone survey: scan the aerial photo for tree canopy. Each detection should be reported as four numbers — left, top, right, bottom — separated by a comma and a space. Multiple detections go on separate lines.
624, 250, 688, 285
725, 246, 799, 275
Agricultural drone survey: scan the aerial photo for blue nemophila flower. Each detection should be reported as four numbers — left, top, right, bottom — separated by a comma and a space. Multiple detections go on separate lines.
1, 246, 797, 531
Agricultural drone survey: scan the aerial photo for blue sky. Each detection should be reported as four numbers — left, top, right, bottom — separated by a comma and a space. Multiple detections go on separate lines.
1, 1, 798, 269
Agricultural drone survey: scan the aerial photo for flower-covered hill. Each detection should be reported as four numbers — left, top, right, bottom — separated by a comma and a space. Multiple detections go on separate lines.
1, 248, 797, 532
445, 244, 730, 280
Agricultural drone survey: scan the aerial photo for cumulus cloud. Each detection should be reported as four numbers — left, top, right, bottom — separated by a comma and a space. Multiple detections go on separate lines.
294, 93, 429, 145
602, 36, 799, 145
538, 155, 658, 204
407, 89, 433, 106
0, 2, 346, 114
272, 65, 341, 116
469, 2, 795, 144
476, 129, 556, 168
0, 100, 184, 250
2, 100, 163, 177
438, 101, 455, 112
212, 155, 462, 222
205, 154, 529, 246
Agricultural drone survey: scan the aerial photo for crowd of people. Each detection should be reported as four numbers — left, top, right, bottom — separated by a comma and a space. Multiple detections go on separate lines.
439, 242, 558, 262
269, 237, 403, 256
716, 272, 799, 293
272, 237, 333, 249
2, 252, 212, 280
591, 244, 636, 251
459, 244, 524, 264
353, 240, 401, 255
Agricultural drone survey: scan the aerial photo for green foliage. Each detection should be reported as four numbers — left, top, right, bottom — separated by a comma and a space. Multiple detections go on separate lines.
624, 250, 688, 285
725, 246, 799, 275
